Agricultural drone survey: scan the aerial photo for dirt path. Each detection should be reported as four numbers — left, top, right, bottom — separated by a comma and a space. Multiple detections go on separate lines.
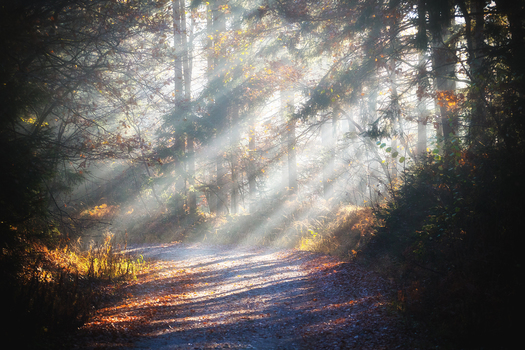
74, 243, 414, 349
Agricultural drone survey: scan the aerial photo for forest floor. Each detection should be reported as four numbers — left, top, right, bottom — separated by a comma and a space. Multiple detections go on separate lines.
72, 243, 421, 349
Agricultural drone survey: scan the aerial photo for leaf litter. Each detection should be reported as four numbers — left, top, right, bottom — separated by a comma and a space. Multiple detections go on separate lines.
73, 243, 418, 349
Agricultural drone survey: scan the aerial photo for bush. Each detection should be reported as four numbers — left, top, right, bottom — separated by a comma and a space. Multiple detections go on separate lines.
297, 204, 376, 258
0, 232, 144, 349
366, 148, 524, 349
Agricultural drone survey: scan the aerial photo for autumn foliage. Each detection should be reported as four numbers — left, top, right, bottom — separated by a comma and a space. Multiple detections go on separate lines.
0, 233, 144, 349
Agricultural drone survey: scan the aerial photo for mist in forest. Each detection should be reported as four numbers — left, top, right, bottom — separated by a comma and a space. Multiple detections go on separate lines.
55, 0, 417, 247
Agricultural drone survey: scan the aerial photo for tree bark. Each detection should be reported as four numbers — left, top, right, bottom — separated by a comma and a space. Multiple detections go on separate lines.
281, 88, 297, 195
230, 104, 239, 214
248, 121, 257, 212
431, 11, 457, 154
180, 0, 196, 215
173, 0, 185, 216
322, 115, 335, 199
214, 0, 228, 215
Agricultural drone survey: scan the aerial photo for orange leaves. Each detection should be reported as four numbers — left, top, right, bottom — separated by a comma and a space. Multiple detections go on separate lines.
73, 244, 411, 348
436, 90, 465, 110
333, 317, 347, 325
218, 4, 230, 14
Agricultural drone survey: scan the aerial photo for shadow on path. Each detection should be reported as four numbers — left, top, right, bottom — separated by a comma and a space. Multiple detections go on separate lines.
76, 243, 409, 350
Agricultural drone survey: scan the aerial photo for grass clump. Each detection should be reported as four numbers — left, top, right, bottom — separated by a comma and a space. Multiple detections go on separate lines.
0, 231, 145, 349
296, 204, 376, 259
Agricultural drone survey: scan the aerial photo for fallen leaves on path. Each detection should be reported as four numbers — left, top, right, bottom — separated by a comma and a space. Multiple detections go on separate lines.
73, 243, 416, 349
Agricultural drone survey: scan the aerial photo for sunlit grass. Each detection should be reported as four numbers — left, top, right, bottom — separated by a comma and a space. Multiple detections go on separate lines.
3, 232, 147, 348
36, 233, 146, 281
295, 205, 377, 259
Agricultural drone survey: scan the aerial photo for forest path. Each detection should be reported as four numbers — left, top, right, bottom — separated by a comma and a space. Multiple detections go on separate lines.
74, 243, 412, 349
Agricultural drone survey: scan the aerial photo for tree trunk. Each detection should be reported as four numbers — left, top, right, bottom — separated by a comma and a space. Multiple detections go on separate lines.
280, 88, 297, 195
230, 104, 239, 214
248, 121, 257, 212
388, 13, 401, 180
214, 0, 228, 215
282, 89, 297, 195
417, 55, 430, 158
322, 115, 335, 200
288, 118, 297, 195
173, 0, 185, 216
431, 12, 457, 154
462, 0, 488, 146
206, 1, 216, 214
180, 0, 196, 215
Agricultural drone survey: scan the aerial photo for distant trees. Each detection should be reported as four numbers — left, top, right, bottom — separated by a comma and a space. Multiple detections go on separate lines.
3, 0, 524, 230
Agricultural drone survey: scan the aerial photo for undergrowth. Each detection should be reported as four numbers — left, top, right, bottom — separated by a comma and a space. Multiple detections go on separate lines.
0, 232, 145, 349
180, 200, 376, 252
294, 204, 376, 258
362, 149, 523, 349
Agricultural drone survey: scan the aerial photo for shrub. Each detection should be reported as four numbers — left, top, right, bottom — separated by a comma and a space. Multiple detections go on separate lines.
366, 148, 523, 349
0, 232, 144, 349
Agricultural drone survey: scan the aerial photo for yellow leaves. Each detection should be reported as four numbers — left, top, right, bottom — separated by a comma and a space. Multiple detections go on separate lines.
436, 90, 464, 110
82, 203, 119, 219
21, 115, 47, 126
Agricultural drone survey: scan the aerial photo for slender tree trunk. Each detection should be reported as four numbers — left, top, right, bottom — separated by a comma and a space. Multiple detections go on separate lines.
248, 121, 257, 212
458, 0, 488, 146
180, 0, 196, 215
187, 133, 196, 214
282, 89, 297, 195
288, 118, 297, 195
216, 146, 227, 214
173, 0, 185, 216
322, 116, 335, 199
214, 0, 228, 215
280, 90, 288, 193
206, 1, 216, 214
417, 55, 429, 158
388, 13, 401, 180
230, 104, 239, 214
280, 88, 297, 194
431, 13, 457, 154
